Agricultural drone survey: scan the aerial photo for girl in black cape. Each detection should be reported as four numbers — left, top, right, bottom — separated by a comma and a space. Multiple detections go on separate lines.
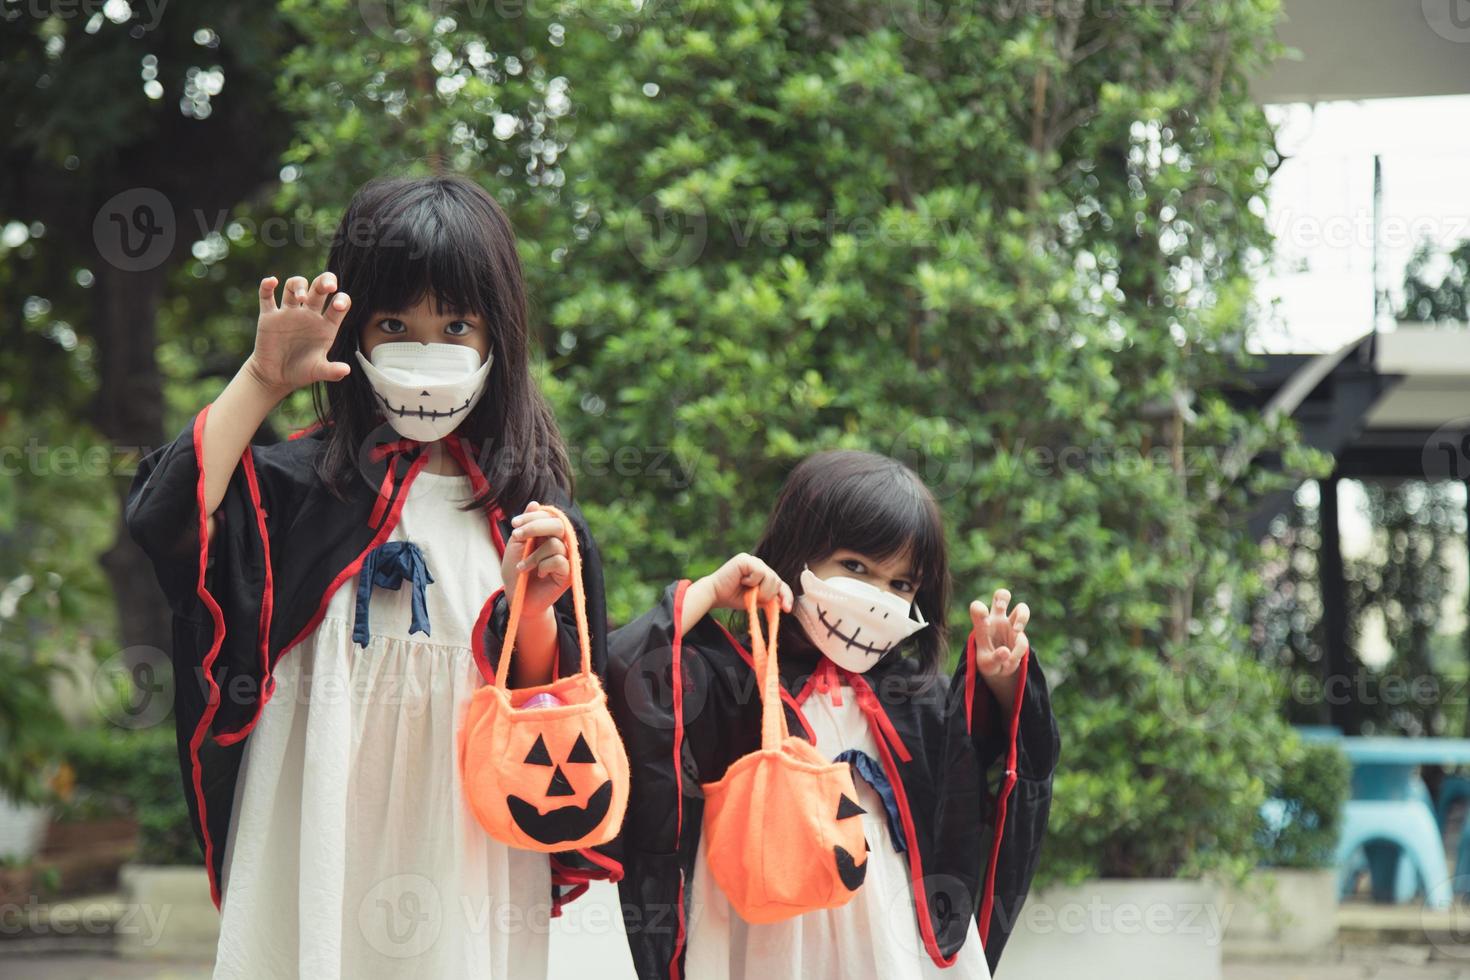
607, 449, 1059, 979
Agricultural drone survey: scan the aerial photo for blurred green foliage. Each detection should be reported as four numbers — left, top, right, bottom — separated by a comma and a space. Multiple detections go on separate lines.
55, 724, 196, 867
1256, 736, 1351, 870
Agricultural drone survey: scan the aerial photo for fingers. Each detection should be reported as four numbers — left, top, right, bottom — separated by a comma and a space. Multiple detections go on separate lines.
259, 276, 279, 315
263, 273, 349, 322
732, 553, 788, 610
323, 288, 351, 329
510, 515, 567, 546
317, 356, 351, 383
282, 275, 310, 307
1010, 601, 1030, 632
308, 272, 338, 315
969, 600, 995, 652
518, 538, 569, 578
991, 588, 1010, 620
742, 566, 781, 605
972, 628, 1025, 677
508, 504, 570, 573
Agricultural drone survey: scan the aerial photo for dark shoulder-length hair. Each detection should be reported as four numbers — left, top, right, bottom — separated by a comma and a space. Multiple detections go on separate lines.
309, 171, 572, 515
752, 449, 951, 678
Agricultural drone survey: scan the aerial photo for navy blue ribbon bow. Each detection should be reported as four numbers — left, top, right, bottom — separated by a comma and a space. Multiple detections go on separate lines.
353, 540, 434, 648
832, 747, 906, 854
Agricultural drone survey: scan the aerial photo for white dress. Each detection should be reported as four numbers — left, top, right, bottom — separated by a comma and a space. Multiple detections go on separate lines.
213, 465, 551, 979
684, 677, 992, 980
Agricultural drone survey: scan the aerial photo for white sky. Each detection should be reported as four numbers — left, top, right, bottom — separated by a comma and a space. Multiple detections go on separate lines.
1256, 94, 1470, 355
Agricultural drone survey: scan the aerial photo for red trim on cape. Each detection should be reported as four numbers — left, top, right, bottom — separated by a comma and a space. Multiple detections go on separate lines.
796, 661, 914, 765
671, 579, 689, 843
186, 403, 228, 909
977, 644, 1030, 947
964, 630, 978, 734
573, 846, 623, 880
866, 692, 959, 968
180, 424, 579, 911
670, 872, 688, 980
709, 617, 817, 743
211, 443, 430, 747
286, 419, 326, 441
666, 579, 691, 979
216, 435, 518, 743
240, 451, 275, 705
469, 587, 505, 686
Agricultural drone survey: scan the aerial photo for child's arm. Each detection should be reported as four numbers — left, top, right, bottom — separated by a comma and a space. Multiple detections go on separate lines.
499, 504, 575, 687
201, 273, 351, 541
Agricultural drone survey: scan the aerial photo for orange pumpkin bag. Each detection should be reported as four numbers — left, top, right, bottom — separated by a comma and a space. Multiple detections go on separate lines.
700, 588, 871, 923
457, 504, 629, 851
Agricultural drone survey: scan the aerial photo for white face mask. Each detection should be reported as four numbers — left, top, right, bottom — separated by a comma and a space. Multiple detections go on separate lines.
791, 564, 928, 674
353, 341, 493, 442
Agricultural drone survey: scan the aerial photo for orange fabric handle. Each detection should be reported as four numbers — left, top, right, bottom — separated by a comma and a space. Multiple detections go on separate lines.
744, 587, 788, 749
494, 503, 591, 688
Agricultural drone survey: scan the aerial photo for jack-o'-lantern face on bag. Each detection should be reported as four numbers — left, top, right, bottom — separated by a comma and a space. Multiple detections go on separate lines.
700, 590, 871, 923
457, 504, 630, 852
833, 789, 870, 890
504, 730, 616, 845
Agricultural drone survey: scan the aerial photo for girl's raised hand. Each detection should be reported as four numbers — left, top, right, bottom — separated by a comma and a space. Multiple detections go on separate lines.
970, 588, 1030, 679
245, 273, 353, 397
503, 502, 573, 616
705, 553, 793, 613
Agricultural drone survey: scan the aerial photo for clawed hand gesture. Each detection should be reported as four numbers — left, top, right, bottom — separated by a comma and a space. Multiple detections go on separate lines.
970, 588, 1030, 681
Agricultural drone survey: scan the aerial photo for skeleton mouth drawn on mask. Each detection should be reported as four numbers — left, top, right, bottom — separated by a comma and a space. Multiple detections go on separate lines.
370, 388, 476, 422
792, 565, 929, 674
813, 604, 899, 659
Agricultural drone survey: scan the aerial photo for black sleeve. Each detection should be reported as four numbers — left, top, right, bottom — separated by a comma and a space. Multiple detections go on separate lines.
964, 645, 1060, 973
971, 646, 1061, 782
606, 579, 763, 979
123, 402, 309, 902
124, 404, 302, 738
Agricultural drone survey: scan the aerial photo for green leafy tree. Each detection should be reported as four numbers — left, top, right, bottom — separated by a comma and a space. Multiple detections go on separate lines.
0, 3, 298, 662
550, 0, 1299, 883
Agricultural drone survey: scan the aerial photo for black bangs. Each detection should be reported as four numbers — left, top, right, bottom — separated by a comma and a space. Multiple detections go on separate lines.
339, 178, 507, 334
824, 462, 946, 592
310, 172, 572, 515
753, 450, 952, 678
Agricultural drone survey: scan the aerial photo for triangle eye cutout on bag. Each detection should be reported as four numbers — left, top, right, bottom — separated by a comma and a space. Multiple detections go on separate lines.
455, 504, 629, 851
699, 588, 871, 923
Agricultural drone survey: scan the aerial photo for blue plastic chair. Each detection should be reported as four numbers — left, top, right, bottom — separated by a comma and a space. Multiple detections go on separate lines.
1336, 797, 1453, 909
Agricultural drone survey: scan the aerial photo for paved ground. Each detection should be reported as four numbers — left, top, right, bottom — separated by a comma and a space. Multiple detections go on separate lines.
5, 951, 1470, 979
1225, 950, 1470, 980
6, 883, 1470, 978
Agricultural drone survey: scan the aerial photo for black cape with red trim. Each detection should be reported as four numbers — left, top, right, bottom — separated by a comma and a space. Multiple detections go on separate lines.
605, 579, 1059, 978
123, 404, 620, 913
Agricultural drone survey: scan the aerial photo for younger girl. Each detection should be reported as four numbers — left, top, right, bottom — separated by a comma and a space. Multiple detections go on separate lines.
609, 449, 1059, 979
125, 173, 614, 978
